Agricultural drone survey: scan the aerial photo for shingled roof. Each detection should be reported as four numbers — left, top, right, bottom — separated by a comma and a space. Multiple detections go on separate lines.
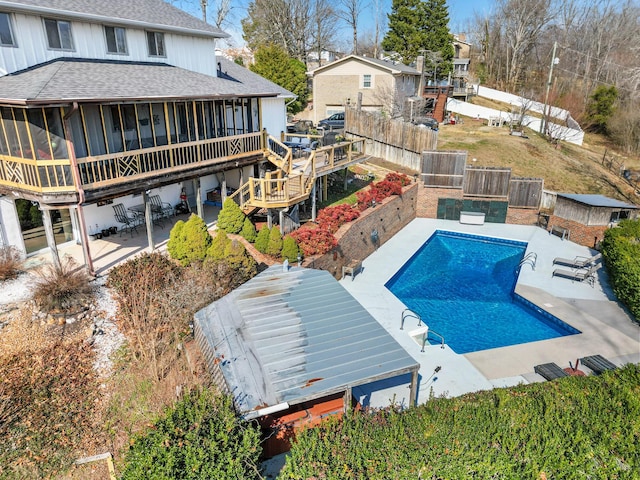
0, 57, 295, 104
0, 0, 227, 38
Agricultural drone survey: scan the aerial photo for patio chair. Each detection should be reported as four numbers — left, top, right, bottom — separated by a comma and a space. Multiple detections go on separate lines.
580, 354, 617, 375
552, 263, 601, 285
150, 195, 174, 220
553, 252, 602, 268
113, 203, 143, 237
534, 362, 569, 381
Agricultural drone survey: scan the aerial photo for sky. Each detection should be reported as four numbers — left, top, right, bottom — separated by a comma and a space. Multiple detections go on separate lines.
172, 0, 495, 49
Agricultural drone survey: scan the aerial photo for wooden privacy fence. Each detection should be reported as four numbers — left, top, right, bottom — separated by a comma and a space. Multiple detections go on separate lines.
464, 167, 511, 197
508, 178, 544, 208
421, 151, 543, 208
421, 150, 466, 187
345, 108, 437, 171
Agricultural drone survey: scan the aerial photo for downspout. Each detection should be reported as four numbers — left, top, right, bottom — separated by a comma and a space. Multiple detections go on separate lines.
62, 102, 96, 276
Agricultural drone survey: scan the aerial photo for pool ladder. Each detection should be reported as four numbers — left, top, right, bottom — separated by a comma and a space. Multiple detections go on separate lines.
401, 309, 445, 351
518, 252, 537, 271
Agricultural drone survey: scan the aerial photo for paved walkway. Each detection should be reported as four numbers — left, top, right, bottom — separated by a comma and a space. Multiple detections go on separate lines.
339, 218, 640, 407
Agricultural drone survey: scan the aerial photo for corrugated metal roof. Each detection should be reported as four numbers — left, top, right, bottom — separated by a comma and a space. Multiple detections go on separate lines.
0, 0, 227, 38
557, 193, 638, 209
194, 265, 419, 415
0, 57, 294, 104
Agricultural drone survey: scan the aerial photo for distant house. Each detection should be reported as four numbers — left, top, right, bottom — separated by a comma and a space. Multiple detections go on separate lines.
310, 55, 421, 125
0, 0, 295, 268
451, 34, 473, 100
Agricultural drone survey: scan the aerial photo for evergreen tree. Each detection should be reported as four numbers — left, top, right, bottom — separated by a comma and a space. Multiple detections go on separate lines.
224, 240, 258, 279
240, 217, 257, 243
586, 85, 618, 135
250, 45, 308, 114
254, 225, 270, 253
217, 198, 245, 234
207, 230, 232, 261
281, 235, 301, 263
382, 0, 454, 77
266, 226, 284, 257
167, 214, 212, 266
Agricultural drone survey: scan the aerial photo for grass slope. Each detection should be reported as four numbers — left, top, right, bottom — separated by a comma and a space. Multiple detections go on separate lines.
436, 118, 639, 204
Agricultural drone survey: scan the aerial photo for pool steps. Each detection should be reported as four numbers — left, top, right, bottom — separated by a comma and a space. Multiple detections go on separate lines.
401, 308, 446, 352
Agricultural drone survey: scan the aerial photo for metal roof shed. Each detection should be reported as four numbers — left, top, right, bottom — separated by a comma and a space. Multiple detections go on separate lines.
194, 265, 420, 419
555, 193, 638, 225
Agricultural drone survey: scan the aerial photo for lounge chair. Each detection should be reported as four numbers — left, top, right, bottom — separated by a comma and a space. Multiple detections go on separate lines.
552, 263, 601, 285
534, 363, 569, 380
580, 355, 617, 374
553, 252, 601, 268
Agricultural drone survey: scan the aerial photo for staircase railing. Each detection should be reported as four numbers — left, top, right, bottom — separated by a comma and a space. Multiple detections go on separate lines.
229, 137, 367, 211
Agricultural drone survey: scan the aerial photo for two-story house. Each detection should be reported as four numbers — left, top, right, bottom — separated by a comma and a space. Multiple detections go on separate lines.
0, 0, 295, 271
310, 55, 421, 125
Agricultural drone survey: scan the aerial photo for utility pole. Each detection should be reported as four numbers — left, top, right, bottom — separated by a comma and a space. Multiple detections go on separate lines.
200, 0, 207, 22
540, 41, 558, 134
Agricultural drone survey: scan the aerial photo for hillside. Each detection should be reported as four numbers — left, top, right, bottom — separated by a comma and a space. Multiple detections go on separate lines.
435, 117, 640, 204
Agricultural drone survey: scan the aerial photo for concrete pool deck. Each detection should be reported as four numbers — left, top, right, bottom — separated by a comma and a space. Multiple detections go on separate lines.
340, 218, 640, 407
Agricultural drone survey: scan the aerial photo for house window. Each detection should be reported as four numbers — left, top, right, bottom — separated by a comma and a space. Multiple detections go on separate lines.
0, 13, 15, 46
362, 74, 372, 88
44, 18, 74, 50
146, 31, 165, 57
105, 26, 127, 54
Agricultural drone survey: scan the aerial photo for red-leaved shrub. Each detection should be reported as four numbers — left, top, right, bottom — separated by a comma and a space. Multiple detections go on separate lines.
355, 172, 408, 210
290, 226, 338, 256
316, 203, 361, 233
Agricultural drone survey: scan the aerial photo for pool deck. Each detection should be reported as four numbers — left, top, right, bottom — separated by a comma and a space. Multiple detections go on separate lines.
340, 218, 640, 408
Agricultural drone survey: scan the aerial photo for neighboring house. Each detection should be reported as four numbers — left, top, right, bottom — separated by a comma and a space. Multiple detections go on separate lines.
451, 34, 472, 100
0, 0, 294, 268
310, 55, 421, 125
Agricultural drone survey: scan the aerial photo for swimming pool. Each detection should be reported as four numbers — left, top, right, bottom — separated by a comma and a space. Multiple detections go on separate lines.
385, 231, 580, 354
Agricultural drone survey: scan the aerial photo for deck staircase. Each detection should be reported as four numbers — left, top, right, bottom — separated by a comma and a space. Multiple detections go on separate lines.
229, 135, 369, 213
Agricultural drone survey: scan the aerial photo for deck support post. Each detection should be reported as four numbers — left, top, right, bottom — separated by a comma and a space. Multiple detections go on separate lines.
344, 168, 349, 191
142, 190, 155, 251
193, 178, 203, 219
41, 207, 61, 270
311, 182, 317, 221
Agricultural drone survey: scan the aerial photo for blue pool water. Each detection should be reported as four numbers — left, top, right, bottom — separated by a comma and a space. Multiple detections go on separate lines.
386, 231, 580, 354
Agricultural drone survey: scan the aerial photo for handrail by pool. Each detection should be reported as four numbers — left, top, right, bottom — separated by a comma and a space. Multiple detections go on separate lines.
401, 308, 445, 350
518, 252, 537, 271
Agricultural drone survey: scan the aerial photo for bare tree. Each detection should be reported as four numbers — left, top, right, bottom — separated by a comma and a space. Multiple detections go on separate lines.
337, 0, 363, 54
310, 0, 338, 66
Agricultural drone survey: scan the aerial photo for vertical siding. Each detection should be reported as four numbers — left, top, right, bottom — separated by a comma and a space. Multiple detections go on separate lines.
260, 98, 286, 136
1, 12, 218, 76
508, 178, 543, 208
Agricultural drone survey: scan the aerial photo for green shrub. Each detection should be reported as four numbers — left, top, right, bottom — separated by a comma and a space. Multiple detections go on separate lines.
207, 230, 232, 261
281, 235, 300, 263
282, 364, 640, 479
266, 226, 283, 257
224, 239, 258, 279
254, 225, 270, 253
216, 198, 245, 234
167, 214, 212, 266
121, 390, 261, 480
32, 257, 94, 313
240, 217, 257, 243
600, 219, 640, 320
0, 245, 23, 281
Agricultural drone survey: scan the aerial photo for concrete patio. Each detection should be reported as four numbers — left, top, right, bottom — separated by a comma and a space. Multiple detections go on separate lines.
339, 218, 640, 407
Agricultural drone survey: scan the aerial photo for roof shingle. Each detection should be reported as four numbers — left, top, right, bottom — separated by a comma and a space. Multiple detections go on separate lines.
0, 0, 227, 37
0, 57, 294, 104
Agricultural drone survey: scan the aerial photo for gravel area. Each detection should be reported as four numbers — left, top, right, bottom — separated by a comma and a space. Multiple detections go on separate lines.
0, 270, 125, 378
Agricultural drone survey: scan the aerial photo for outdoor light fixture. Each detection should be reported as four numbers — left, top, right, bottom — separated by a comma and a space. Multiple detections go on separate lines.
297, 254, 302, 267
371, 199, 376, 208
